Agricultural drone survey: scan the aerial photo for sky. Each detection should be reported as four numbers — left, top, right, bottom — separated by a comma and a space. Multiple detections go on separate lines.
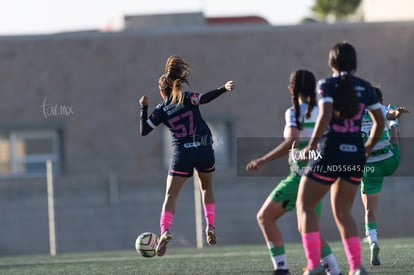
0, 0, 315, 35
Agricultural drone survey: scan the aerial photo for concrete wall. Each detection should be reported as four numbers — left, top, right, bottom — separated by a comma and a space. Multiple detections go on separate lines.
0, 21, 413, 254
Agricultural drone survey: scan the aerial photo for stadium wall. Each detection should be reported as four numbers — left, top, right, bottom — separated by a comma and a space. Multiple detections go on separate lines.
0, 21, 413, 255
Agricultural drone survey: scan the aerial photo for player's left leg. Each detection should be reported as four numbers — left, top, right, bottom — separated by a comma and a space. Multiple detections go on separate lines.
296, 176, 330, 273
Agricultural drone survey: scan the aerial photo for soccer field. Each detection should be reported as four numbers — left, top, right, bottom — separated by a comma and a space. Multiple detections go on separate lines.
0, 238, 413, 274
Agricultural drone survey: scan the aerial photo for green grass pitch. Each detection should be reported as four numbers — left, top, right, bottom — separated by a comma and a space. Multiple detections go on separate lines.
0, 238, 413, 274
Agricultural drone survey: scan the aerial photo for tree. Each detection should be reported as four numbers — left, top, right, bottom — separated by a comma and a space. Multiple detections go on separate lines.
312, 0, 362, 22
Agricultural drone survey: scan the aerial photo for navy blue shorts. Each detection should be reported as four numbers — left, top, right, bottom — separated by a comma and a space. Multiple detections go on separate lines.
304, 136, 366, 185
169, 145, 215, 177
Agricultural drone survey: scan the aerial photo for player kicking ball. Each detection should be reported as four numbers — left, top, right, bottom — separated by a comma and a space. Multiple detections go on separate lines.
139, 55, 235, 256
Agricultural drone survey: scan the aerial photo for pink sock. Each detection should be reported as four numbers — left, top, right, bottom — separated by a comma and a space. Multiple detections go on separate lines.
203, 203, 215, 227
160, 211, 174, 233
301, 232, 321, 269
342, 236, 362, 271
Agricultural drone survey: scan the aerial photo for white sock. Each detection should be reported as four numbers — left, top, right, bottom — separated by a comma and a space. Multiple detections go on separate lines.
267, 242, 288, 270
367, 229, 378, 244
321, 253, 341, 275
272, 254, 288, 270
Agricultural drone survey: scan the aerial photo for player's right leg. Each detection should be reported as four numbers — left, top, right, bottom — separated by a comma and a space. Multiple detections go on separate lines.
195, 146, 217, 246
196, 170, 217, 246
258, 173, 298, 275
157, 175, 187, 256
257, 197, 289, 274
156, 230, 173, 257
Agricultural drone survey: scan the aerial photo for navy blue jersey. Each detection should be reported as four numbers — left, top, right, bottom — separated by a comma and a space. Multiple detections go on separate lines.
146, 91, 213, 148
317, 74, 381, 138
140, 86, 228, 176
304, 74, 382, 185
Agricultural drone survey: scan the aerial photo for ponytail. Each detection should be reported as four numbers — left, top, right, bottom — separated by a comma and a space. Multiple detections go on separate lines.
305, 92, 317, 119
164, 55, 190, 106
328, 42, 359, 118
291, 87, 302, 130
289, 69, 317, 130
169, 79, 185, 106
333, 73, 359, 118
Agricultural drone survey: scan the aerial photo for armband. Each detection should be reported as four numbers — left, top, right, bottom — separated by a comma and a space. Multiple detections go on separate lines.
190, 94, 200, 105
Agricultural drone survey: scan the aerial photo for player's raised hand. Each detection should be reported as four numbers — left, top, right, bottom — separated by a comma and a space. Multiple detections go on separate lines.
139, 95, 149, 107
396, 106, 409, 117
224, 80, 235, 91
387, 105, 409, 120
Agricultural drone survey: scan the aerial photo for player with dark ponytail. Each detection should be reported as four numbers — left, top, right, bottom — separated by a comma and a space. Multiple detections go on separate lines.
246, 69, 342, 275
296, 41, 385, 275
328, 43, 360, 119
139, 55, 235, 256
291, 70, 317, 130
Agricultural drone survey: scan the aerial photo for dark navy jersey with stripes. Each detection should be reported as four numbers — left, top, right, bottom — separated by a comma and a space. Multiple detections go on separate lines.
304, 74, 382, 185
139, 85, 228, 176
317, 74, 381, 138
146, 91, 215, 148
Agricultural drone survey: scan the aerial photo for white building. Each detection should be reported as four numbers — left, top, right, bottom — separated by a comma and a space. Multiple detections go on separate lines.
363, 0, 414, 22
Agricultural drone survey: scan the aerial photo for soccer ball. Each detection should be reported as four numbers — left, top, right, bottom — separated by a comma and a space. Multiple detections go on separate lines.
135, 232, 158, 258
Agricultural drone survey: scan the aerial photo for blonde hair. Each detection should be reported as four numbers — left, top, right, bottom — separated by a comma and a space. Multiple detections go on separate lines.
163, 55, 190, 106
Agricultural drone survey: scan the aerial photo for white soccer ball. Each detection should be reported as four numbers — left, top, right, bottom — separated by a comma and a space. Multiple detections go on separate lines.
135, 232, 158, 258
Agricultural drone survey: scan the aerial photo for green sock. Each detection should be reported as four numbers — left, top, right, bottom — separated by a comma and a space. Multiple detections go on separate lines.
365, 222, 378, 232
269, 245, 285, 257
321, 245, 332, 258
269, 245, 288, 270
365, 222, 379, 244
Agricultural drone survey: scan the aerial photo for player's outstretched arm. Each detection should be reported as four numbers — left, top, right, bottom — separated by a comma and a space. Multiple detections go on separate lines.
139, 95, 153, 136
198, 80, 235, 104
387, 106, 409, 120
246, 127, 299, 171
